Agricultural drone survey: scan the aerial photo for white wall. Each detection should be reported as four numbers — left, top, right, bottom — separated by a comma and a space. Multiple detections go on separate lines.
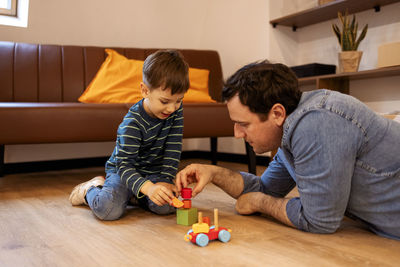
2, 0, 399, 163
0, 0, 269, 79
1, 0, 269, 163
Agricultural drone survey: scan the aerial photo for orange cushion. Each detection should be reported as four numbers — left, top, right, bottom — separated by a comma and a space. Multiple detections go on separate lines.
183, 88, 215, 103
184, 68, 215, 103
78, 49, 215, 104
78, 49, 143, 103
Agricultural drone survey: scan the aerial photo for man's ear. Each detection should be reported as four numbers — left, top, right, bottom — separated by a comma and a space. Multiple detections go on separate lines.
271, 103, 286, 127
140, 82, 149, 98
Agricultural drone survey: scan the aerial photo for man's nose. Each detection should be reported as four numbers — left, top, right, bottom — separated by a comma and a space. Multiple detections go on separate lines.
234, 123, 245, 139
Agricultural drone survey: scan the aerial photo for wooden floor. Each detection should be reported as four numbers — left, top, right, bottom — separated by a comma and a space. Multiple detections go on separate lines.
1, 159, 399, 267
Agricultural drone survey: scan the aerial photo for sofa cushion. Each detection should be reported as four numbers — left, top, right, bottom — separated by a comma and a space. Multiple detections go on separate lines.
0, 102, 130, 144
0, 102, 233, 144
78, 49, 215, 104
182, 103, 233, 138
184, 68, 215, 103
78, 49, 144, 104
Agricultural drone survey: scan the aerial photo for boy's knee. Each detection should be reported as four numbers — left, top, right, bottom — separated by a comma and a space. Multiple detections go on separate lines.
89, 189, 127, 221
92, 203, 125, 221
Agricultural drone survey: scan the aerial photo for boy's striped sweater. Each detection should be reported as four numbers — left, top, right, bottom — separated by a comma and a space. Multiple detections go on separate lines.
105, 99, 183, 198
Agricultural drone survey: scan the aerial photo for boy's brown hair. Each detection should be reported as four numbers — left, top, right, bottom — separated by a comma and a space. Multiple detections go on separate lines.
143, 50, 190, 94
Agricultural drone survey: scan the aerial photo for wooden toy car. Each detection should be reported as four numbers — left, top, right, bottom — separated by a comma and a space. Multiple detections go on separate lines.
184, 209, 232, 247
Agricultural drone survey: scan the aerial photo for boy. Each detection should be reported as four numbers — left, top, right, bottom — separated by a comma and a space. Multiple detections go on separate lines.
69, 50, 189, 220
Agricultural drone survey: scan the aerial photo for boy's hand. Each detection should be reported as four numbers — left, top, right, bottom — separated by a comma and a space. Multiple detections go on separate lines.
141, 181, 176, 206
157, 182, 179, 197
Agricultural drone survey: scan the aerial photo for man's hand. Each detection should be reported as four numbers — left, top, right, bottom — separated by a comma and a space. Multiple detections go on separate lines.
175, 164, 215, 197
141, 181, 176, 206
236, 191, 295, 228
176, 163, 244, 199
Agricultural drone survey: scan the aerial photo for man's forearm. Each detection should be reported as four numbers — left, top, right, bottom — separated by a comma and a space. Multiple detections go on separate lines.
258, 194, 294, 227
209, 165, 294, 228
211, 166, 244, 199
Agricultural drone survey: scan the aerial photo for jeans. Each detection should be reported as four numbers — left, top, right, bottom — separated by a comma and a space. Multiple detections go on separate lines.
86, 172, 176, 220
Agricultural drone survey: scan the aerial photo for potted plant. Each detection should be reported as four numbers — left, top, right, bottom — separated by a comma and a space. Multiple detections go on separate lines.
332, 10, 368, 72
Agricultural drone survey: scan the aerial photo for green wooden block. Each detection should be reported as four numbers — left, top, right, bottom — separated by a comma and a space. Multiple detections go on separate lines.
176, 207, 198, 226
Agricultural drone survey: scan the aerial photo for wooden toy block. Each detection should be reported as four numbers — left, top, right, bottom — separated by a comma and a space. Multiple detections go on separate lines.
183, 199, 191, 209
214, 208, 219, 231
181, 188, 192, 199
202, 216, 210, 226
192, 212, 210, 234
171, 197, 184, 208
177, 207, 198, 226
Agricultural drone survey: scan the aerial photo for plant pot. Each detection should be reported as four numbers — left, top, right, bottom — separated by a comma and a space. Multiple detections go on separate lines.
338, 51, 363, 73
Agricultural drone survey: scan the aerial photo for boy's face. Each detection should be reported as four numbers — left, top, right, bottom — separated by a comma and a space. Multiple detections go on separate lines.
141, 82, 185, 119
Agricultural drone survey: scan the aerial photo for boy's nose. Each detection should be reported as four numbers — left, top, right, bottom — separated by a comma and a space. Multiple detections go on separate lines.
166, 104, 176, 113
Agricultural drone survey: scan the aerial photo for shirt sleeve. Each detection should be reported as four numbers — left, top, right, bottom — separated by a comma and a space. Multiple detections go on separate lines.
159, 106, 184, 181
115, 113, 148, 198
241, 149, 296, 197
286, 111, 360, 234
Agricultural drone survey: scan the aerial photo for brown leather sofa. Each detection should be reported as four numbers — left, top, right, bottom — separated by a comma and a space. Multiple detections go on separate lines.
0, 41, 256, 176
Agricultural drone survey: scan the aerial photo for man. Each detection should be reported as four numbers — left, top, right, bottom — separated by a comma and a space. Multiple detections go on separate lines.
176, 60, 400, 240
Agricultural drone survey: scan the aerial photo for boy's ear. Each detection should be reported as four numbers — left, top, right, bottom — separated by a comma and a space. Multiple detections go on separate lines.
141, 82, 149, 98
271, 103, 286, 127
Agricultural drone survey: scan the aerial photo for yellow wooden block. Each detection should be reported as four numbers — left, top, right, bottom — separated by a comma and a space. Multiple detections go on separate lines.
192, 223, 209, 234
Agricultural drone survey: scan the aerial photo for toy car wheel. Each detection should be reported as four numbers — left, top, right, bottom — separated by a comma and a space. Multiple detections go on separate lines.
218, 230, 231, 243
196, 233, 209, 247
184, 234, 192, 242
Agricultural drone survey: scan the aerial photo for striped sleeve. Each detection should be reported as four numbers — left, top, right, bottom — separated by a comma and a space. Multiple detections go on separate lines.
115, 111, 148, 198
159, 106, 184, 180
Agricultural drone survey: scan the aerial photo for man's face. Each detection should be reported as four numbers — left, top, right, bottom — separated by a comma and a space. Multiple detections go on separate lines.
141, 83, 184, 120
226, 95, 285, 154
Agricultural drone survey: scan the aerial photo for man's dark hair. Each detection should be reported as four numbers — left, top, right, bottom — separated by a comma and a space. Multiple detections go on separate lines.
143, 50, 190, 94
222, 60, 301, 120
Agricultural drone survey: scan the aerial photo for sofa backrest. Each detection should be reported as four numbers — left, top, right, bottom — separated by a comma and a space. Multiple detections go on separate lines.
0, 41, 224, 102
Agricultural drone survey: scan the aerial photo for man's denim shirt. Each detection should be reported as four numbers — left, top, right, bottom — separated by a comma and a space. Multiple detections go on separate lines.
241, 89, 400, 240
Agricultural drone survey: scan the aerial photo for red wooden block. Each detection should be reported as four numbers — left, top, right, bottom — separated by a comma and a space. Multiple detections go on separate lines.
203, 216, 210, 226
181, 188, 192, 199
183, 199, 192, 209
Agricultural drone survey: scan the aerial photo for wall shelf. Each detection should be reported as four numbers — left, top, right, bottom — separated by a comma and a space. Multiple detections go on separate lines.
270, 0, 400, 31
298, 65, 400, 93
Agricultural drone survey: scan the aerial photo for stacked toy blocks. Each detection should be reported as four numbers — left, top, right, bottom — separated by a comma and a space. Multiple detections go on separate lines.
176, 188, 198, 226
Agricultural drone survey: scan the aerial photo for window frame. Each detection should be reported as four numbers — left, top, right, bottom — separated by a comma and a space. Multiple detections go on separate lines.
0, 0, 28, 28
0, 0, 17, 16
